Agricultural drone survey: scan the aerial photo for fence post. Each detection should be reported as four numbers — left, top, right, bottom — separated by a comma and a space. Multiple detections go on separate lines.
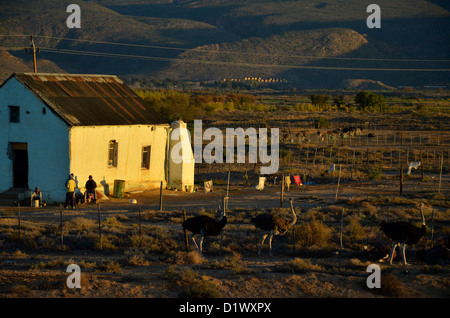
226, 170, 230, 211
420, 150, 424, 181
138, 206, 142, 239
313, 147, 317, 166
17, 203, 21, 250
98, 204, 102, 250
335, 165, 341, 201
430, 209, 435, 248
60, 203, 64, 249
183, 209, 189, 250
400, 163, 404, 196
159, 181, 163, 211
438, 154, 443, 194
339, 208, 344, 253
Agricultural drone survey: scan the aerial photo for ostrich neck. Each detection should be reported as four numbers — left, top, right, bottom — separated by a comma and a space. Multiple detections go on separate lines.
289, 203, 297, 227
420, 205, 425, 226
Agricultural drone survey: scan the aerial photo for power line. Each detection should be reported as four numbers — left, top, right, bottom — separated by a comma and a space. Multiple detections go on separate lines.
38, 47, 450, 72
1, 33, 450, 63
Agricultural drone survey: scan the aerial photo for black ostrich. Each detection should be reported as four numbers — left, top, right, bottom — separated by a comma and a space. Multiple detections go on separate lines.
182, 207, 227, 257
379, 203, 427, 265
252, 197, 297, 257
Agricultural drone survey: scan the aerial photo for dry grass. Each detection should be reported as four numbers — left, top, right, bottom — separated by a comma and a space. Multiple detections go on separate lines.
98, 260, 122, 273
294, 219, 332, 247
68, 217, 97, 232
379, 274, 406, 297
164, 264, 222, 298
29, 257, 74, 270
283, 258, 324, 273
346, 217, 366, 242
172, 251, 205, 265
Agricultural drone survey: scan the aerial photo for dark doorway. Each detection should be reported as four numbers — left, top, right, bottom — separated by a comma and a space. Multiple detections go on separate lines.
11, 143, 28, 188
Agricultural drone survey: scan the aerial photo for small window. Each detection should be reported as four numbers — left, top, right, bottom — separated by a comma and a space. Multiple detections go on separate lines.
9, 106, 20, 123
108, 140, 118, 167
142, 146, 151, 169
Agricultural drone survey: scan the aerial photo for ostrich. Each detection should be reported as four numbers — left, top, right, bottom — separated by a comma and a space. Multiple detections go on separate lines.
379, 203, 427, 265
182, 205, 227, 257
252, 198, 297, 257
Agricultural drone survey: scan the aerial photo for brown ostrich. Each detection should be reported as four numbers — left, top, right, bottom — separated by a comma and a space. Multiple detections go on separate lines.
251, 198, 298, 257
182, 208, 227, 257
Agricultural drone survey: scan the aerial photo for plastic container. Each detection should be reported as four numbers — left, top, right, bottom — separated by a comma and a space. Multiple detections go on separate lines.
113, 180, 126, 198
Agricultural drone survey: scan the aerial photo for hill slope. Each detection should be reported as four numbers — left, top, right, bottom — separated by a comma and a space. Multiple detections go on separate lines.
159, 28, 370, 82
0, 50, 65, 82
0, 0, 448, 88
0, 0, 236, 78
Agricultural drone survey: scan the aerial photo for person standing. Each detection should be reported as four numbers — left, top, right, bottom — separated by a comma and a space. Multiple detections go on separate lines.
64, 173, 76, 209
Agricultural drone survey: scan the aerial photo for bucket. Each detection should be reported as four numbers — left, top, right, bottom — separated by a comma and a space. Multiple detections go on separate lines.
113, 180, 126, 198
33, 200, 39, 207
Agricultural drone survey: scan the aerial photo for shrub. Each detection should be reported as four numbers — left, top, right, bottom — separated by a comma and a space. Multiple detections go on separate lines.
99, 260, 122, 273
314, 117, 330, 129
310, 94, 330, 107
69, 217, 97, 232
347, 218, 365, 241
173, 251, 205, 265
379, 274, 406, 297
368, 166, 383, 180
285, 258, 323, 273
294, 219, 332, 247
104, 217, 122, 227
181, 279, 221, 298
354, 91, 386, 112
164, 265, 198, 285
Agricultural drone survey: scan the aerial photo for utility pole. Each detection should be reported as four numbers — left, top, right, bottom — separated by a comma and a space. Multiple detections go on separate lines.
24, 35, 39, 73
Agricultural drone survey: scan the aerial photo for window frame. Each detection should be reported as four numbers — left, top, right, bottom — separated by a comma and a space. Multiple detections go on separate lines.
9, 106, 20, 123
141, 145, 151, 169
108, 140, 118, 167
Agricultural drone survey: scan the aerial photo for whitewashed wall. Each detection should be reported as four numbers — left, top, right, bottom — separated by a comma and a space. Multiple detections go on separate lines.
69, 124, 169, 195
0, 77, 70, 202
168, 120, 195, 191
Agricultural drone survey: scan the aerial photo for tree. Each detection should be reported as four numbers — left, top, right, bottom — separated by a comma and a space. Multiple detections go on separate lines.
310, 94, 330, 108
314, 117, 330, 129
354, 91, 386, 112
333, 94, 346, 109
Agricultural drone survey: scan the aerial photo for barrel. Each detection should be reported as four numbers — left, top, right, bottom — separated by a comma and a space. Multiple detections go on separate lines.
113, 180, 126, 198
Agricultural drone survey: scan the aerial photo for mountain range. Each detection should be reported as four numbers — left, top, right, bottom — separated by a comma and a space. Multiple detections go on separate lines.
0, 0, 448, 89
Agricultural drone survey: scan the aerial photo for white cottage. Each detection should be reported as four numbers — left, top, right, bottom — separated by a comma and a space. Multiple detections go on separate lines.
0, 73, 174, 203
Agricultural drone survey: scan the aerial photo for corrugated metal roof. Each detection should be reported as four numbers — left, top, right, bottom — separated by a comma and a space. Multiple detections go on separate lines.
7, 73, 168, 126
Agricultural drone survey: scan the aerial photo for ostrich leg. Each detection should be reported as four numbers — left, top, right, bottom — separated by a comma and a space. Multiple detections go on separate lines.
268, 231, 275, 257
198, 235, 205, 257
388, 242, 399, 264
400, 243, 408, 265
190, 234, 199, 251
258, 233, 269, 257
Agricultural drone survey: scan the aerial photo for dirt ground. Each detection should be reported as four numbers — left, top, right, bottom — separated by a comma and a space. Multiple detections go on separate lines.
0, 108, 449, 303
0, 174, 448, 301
